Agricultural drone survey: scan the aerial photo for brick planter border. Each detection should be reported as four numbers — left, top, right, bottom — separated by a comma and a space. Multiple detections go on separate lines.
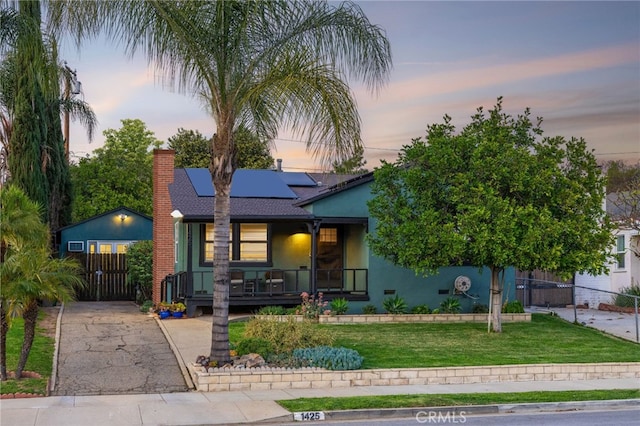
188, 362, 640, 392
254, 313, 532, 324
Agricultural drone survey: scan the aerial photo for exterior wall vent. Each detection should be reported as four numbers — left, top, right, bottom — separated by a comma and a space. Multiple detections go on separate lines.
67, 241, 85, 252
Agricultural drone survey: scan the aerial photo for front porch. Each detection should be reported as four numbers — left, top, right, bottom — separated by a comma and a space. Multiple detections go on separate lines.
161, 268, 369, 316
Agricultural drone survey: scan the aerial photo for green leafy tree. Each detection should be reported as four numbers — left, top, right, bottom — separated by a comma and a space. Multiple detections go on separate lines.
168, 126, 274, 169
70, 119, 161, 221
603, 160, 640, 194
53, 0, 391, 365
368, 98, 614, 332
332, 144, 368, 174
234, 126, 275, 170
4, 1, 49, 220
0, 185, 83, 380
127, 240, 153, 303
0, 1, 97, 230
167, 128, 210, 169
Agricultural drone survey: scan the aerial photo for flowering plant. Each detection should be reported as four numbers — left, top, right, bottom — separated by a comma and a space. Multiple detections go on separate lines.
296, 292, 328, 320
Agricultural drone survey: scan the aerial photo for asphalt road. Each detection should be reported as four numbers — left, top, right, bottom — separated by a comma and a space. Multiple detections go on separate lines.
52, 301, 188, 396
282, 408, 640, 426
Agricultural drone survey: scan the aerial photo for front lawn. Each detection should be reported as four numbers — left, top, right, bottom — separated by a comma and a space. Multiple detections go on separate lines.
229, 313, 639, 368
0, 312, 55, 396
327, 314, 640, 368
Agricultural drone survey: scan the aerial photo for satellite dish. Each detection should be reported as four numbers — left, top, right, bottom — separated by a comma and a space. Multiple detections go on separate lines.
454, 275, 471, 293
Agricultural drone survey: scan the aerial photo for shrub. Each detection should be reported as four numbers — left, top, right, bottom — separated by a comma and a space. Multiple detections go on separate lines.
439, 297, 461, 314
330, 298, 349, 315
382, 294, 407, 314
127, 240, 153, 303
613, 284, 640, 308
472, 303, 489, 313
286, 306, 299, 315
243, 317, 334, 354
236, 337, 274, 357
256, 305, 286, 315
362, 304, 377, 314
140, 300, 153, 313
502, 300, 525, 313
410, 304, 430, 314
264, 352, 311, 368
293, 346, 364, 370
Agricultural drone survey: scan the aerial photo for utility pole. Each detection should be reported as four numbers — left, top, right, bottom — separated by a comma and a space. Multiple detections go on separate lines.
63, 62, 81, 162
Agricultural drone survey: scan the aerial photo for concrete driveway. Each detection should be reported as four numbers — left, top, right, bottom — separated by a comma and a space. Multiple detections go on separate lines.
52, 301, 188, 396
530, 306, 640, 343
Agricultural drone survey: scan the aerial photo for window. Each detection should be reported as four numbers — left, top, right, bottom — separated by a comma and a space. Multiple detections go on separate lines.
202, 223, 269, 264
615, 235, 626, 269
88, 241, 135, 254
319, 227, 338, 244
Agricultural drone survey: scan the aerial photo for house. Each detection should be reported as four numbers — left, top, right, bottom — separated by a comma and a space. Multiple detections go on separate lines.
57, 206, 153, 257
152, 149, 514, 317
575, 193, 639, 307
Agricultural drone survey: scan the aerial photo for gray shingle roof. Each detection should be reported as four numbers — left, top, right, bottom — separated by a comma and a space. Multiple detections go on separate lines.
169, 169, 317, 221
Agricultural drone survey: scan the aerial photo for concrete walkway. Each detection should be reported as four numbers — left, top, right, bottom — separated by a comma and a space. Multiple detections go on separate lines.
0, 303, 638, 425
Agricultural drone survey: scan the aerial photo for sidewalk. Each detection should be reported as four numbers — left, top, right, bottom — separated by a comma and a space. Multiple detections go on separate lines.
2, 378, 639, 426
1, 309, 638, 426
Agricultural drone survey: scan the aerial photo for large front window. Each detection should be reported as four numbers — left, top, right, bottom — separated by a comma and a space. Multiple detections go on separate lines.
202, 223, 269, 264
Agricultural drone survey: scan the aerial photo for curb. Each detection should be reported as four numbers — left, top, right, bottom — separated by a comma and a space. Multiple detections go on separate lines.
48, 303, 65, 394
286, 398, 640, 423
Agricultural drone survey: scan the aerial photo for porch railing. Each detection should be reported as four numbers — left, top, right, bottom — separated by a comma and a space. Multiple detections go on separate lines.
160, 268, 368, 303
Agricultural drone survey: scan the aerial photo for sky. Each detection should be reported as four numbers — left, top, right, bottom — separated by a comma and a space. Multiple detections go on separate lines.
59, 1, 640, 172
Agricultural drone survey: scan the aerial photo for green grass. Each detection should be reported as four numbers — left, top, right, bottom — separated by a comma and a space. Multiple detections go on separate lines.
0, 312, 55, 396
277, 389, 640, 411
325, 314, 640, 368
230, 313, 639, 368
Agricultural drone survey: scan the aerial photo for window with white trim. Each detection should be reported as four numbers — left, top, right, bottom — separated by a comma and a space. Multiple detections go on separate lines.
615, 235, 626, 269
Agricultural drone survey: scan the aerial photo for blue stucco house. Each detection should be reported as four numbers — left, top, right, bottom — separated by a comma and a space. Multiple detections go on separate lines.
152, 150, 515, 317
57, 206, 153, 257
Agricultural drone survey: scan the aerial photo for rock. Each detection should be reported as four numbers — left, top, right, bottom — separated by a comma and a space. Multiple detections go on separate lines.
238, 353, 266, 368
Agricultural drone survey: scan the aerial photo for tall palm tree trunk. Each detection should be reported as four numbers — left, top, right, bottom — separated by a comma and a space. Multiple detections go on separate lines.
15, 299, 38, 378
209, 130, 234, 365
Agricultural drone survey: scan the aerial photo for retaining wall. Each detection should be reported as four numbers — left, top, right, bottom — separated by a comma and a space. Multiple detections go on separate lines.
188, 362, 640, 392
255, 313, 532, 324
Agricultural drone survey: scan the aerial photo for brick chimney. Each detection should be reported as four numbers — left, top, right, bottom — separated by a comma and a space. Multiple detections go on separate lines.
152, 149, 175, 304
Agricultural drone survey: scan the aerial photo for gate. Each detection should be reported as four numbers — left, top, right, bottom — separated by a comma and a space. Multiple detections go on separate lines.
515, 270, 574, 307
70, 253, 135, 301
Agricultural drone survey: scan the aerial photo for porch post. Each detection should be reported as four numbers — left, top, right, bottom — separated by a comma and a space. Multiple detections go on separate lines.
309, 220, 321, 294
186, 224, 193, 297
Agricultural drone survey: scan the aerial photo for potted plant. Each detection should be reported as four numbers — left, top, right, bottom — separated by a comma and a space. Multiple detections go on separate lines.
171, 302, 186, 318
157, 302, 171, 319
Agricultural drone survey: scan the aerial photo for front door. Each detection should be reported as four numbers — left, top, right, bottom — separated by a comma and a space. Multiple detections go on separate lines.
316, 226, 343, 291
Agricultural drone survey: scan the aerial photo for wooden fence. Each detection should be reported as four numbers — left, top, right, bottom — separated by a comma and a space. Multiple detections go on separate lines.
69, 253, 135, 301
515, 270, 574, 307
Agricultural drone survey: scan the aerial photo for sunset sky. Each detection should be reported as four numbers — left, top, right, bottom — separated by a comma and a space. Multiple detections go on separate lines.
60, 1, 640, 172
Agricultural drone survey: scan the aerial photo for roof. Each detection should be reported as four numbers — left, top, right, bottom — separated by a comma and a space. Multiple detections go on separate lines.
57, 206, 152, 232
169, 169, 307, 221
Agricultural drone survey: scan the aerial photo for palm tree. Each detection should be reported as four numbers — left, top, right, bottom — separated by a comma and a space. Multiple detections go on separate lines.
0, 185, 83, 380
51, 0, 391, 364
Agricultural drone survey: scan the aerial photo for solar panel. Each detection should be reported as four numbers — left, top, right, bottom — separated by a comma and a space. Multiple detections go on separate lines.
185, 168, 298, 199
185, 168, 214, 196
279, 172, 318, 187
231, 170, 298, 198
